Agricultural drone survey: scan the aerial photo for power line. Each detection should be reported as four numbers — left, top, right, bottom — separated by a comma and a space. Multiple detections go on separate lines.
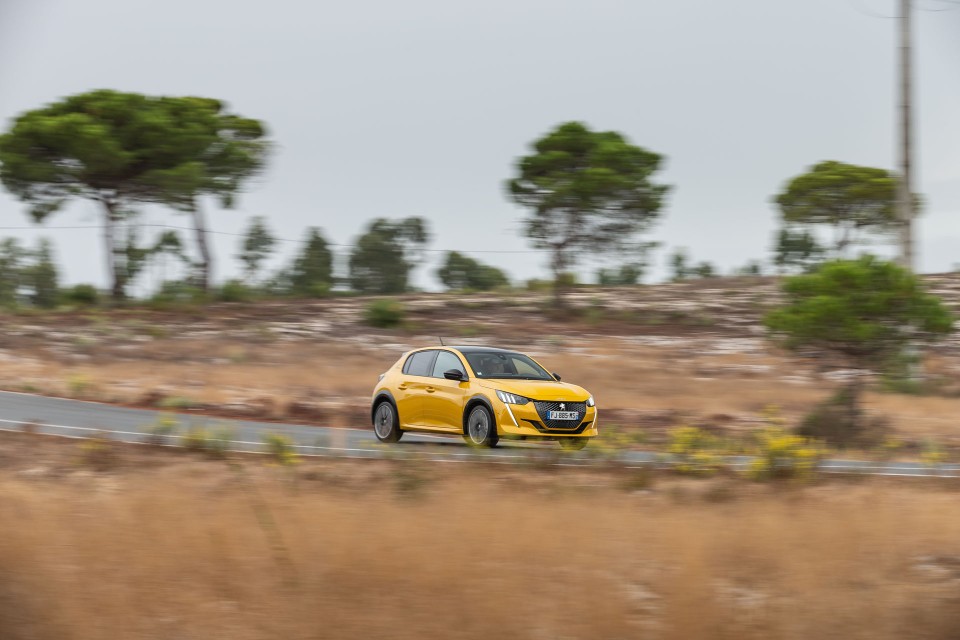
846, 0, 896, 19
846, 0, 958, 18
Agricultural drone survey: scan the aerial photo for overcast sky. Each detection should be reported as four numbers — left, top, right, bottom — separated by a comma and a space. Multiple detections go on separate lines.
0, 0, 957, 290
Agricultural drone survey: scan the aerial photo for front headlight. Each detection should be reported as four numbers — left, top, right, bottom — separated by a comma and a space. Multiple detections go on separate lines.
496, 390, 530, 405
586, 396, 595, 407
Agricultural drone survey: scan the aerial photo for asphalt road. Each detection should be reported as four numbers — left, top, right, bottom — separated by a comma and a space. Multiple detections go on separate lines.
1, 390, 957, 477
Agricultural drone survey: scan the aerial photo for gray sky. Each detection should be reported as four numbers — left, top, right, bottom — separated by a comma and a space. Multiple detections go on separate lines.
1, 0, 958, 290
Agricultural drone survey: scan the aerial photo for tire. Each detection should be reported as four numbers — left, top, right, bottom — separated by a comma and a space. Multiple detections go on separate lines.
373, 400, 402, 443
464, 405, 499, 448
558, 438, 588, 451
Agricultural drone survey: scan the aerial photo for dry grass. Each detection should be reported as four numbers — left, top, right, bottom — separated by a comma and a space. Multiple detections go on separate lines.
2, 433, 960, 639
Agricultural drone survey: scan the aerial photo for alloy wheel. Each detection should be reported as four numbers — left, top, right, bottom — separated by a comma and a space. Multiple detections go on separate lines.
374, 402, 395, 441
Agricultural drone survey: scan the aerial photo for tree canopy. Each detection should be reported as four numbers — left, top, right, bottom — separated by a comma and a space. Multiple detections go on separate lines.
596, 263, 643, 286
764, 257, 952, 440
773, 227, 825, 274
765, 257, 952, 368
437, 251, 509, 291
0, 89, 269, 298
507, 121, 669, 304
288, 228, 334, 298
348, 218, 430, 294
774, 161, 899, 258
238, 216, 276, 283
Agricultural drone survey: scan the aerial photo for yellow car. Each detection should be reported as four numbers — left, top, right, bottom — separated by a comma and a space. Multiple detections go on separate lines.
371, 346, 597, 449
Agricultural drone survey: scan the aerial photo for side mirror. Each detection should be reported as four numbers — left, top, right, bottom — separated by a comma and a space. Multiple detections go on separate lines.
443, 369, 465, 381
553, 372, 562, 381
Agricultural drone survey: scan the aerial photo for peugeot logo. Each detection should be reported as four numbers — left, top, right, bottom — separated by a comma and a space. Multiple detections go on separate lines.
559, 403, 565, 411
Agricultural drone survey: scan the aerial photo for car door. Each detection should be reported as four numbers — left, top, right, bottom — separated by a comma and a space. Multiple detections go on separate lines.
394, 350, 437, 427
423, 350, 469, 431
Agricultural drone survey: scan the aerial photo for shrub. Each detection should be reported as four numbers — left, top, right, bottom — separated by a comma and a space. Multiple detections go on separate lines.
304, 281, 331, 298
146, 413, 180, 445
364, 299, 405, 328
583, 424, 640, 464
149, 280, 209, 307
667, 426, 724, 476
183, 425, 210, 452
797, 387, 888, 447
62, 284, 99, 306
261, 432, 298, 465
158, 396, 197, 410
207, 424, 235, 458
921, 440, 947, 467
747, 428, 821, 481
78, 434, 117, 471
219, 279, 255, 303
525, 278, 552, 292
67, 373, 91, 397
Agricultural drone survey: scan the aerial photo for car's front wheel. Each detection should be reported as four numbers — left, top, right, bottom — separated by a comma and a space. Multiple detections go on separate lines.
464, 405, 499, 448
558, 438, 588, 451
373, 400, 403, 443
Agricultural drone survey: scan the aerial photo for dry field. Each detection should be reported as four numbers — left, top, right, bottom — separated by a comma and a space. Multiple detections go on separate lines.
3, 275, 960, 447
2, 432, 960, 639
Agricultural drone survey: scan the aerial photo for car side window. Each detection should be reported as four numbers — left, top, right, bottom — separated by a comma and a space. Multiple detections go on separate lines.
404, 350, 437, 377
432, 351, 466, 378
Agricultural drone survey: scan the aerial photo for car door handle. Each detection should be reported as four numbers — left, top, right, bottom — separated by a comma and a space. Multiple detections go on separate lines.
425, 387, 436, 393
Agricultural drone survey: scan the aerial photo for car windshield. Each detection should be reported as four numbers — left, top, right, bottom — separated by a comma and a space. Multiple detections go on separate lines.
463, 352, 553, 380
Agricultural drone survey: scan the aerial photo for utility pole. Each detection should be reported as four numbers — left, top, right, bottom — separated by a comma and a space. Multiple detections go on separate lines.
896, 0, 915, 270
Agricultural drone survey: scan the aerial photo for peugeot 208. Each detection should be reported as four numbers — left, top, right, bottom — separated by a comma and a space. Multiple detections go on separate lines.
371, 346, 597, 449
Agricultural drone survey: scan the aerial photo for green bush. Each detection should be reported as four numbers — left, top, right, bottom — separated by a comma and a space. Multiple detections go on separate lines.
304, 281, 331, 298
158, 396, 197, 410
218, 279, 255, 302
525, 278, 552, 292
62, 284, 99, 306
797, 387, 888, 447
364, 299, 405, 328
149, 280, 209, 307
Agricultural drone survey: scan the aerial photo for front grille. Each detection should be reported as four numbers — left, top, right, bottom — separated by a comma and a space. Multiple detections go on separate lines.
523, 419, 591, 434
533, 401, 587, 431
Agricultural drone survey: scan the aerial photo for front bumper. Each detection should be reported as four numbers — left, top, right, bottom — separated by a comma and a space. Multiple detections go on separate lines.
495, 402, 598, 438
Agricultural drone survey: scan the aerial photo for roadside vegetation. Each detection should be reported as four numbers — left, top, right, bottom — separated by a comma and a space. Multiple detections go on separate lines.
1, 432, 959, 640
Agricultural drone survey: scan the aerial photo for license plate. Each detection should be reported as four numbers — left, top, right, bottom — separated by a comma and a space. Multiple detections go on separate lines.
548, 411, 579, 421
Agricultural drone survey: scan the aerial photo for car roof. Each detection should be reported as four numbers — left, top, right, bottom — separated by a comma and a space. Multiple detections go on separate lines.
407, 346, 521, 356
447, 346, 518, 354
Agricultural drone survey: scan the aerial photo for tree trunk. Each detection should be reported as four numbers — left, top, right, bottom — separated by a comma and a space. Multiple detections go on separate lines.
100, 199, 125, 300
551, 246, 566, 308
844, 375, 864, 441
190, 199, 212, 293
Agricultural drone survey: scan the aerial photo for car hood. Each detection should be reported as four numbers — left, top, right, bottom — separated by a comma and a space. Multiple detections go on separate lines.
476, 378, 591, 401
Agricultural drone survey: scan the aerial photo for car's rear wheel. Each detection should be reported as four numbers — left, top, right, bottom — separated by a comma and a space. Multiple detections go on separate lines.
373, 400, 402, 443
558, 438, 588, 451
464, 405, 498, 448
